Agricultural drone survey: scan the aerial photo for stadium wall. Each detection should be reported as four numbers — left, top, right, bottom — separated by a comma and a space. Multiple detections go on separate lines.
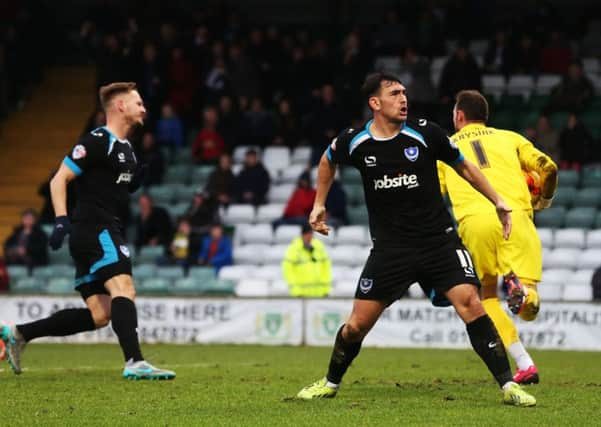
1, 297, 600, 351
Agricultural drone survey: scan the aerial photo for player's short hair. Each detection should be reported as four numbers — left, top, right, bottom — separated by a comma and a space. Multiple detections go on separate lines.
361, 72, 403, 105
99, 82, 137, 110
455, 90, 489, 122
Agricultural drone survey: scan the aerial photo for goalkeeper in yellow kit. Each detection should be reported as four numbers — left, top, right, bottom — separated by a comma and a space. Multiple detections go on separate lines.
438, 90, 558, 384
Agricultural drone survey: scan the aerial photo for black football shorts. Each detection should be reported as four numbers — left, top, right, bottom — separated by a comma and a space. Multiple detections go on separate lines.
69, 223, 133, 300
355, 232, 481, 306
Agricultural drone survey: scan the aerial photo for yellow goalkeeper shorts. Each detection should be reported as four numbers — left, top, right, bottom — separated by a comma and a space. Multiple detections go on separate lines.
457, 210, 542, 284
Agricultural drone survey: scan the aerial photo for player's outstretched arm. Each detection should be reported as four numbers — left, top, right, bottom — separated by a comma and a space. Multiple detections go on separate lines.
310, 153, 337, 235
453, 159, 512, 239
48, 163, 77, 250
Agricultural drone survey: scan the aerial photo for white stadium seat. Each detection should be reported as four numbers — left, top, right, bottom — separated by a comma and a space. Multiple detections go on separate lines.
330, 245, 365, 267
235, 278, 270, 297
238, 223, 273, 245
537, 228, 554, 249
577, 249, 601, 270
335, 225, 367, 246
573, 269, 594, 286
291, 146, 312, 165
280, 163, 309, 184
233, 145, 262, 164
562, 284, 593, 301
253, 265, 282, 281
234, 244, 269, 265
270, 279, 290, 297
536, 74, 561, 95
268, 184, 295, 203
538, 283, 563, 300
263, 245, 288, 265
482, 74, 506, 99
507, 74, 535, 99
543, 248, 580, 270
222, 204, 256, 225
274, 225, 302, 244
218, 265, 253, 282
374, 56, 402, 73
554, 228, 586, 249
263, 146, 290, 170
586, 229, 601, 248
256, 204, 286, 224
329, 280, 357, 297
469, 39, 488, 56
332, 266, 352, 283
542, 268, 572, 286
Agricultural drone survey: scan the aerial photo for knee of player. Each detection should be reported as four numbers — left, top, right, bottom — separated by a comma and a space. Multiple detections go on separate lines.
343, 322, 367, 341
92, 312, 111, 328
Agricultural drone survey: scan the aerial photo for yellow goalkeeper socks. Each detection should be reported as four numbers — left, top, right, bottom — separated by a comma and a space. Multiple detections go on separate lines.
481, 297, 520, 349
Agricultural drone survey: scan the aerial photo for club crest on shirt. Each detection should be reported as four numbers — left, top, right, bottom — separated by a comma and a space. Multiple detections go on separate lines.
72, 144, 87, 160
359, 278, 373, 294
404, 146, 419, 162
120, 245, 130, 258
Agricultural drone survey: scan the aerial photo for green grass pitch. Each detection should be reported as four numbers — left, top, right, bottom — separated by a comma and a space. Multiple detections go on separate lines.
1, 344, 600, 426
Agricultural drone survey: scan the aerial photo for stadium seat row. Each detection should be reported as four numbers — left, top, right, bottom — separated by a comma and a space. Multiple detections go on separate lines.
538, 228, 601, 249
535, 206, 601, 229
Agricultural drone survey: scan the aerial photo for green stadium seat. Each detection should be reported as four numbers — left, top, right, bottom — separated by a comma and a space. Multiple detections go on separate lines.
7, 265, 29, 281
137, 246, 164, 264
565, 207, 597, 229
164, 165, 191, 185
345, 184, 365, 206
173, 148, 194, 165
534, 206, 566, 228
558, 170, 580, 188
32, 264, 74, 279
499, 94, 524, 109
341, 167, 362, 185
191, 166, 214, 183
348, 205, 369, 225
580, 111, 601, 131
515, 110, 540, 130
188, 266, 216, 282
48, 246, 72, 264
175, 185, 198, 203
595, 211, 601, 228
138, 277, 170, 294
149, 185, 176, 205
199, 279, 236, 295
41, 224, 54, 236
581, 167, 601, 188
573, 188, 601, 208
488, 110, 516, 130
527, 95, 549, 111
46, 277, 75, 294
167, 202, 189, 218
12, 277, 45, 294
156, 266, 185, 280
552, 186, 576, 208
132, 263, 156, 280
169, 277, 204, 295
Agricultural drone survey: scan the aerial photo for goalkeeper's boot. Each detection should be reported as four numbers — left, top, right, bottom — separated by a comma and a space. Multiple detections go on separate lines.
514, 365, 539, 385
503, 272, 526, 315
296, 377, 338, 400
503, 382, 537, 407
122, 360, 176, 380
0, 324, 26, 374
519, 285, 540, 322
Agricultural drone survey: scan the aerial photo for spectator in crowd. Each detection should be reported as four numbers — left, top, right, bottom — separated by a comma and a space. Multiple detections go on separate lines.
186, 191, 218, 235
540, 31, 573, 75
205, 153, 235, 207
156, 103, 184, 151
400, 46, 436, 118
309, 84, 347, 164
136, 42, 165, 122
134, 194, 173, 251
438, 41, 482, 104
3, 209, 48, 268
511, 34, 540, 75
325, 179, 349, 228
84, 109, 106, 134
273, 172, 316, 228
484, 30, 512, 75
197, 223, 233, 273
240, 97, 274, 147
136, 131, 165, 187
282, 223, 331, 297
218, 95, 241, 148
192, 106, 225, 164
205, 57, 229, 102
167, 216, 194, 267
167, 47, 197, 118
547, 61, 594, 113
339, 30, 371, 116
228, 43, 261, 100
559, 113, 594, 170
581, 19, 601, 58
233, 149, 270, 205
273, 98, 300, 147
533, 115, 561, 164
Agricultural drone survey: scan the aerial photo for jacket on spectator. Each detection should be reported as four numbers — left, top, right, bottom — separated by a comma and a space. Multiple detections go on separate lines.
283, 187, 316, 218
134, 206, 173, 250
198, 234, 233, 272
192, 129, 225, 163
3, 225, 48, 267
233, 163, 271, 205
282, 237, 331, 297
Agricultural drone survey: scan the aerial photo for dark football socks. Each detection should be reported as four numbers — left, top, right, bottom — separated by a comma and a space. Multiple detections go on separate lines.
466, 314, 513, 387
17, 308, 96, 342
326, 325, 363, 384
111, 297, 143, 362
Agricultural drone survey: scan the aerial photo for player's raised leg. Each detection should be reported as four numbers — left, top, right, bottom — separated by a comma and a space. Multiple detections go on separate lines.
1, 307, 97, 374
105, 274, 175, 380
296, 299, 386, 399
446, 284, 536, 407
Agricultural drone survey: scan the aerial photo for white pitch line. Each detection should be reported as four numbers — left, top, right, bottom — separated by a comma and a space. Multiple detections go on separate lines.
0, 361, 268, 373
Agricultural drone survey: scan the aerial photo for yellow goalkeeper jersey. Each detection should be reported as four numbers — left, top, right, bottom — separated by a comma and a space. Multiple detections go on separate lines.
438, 123, 556, 221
